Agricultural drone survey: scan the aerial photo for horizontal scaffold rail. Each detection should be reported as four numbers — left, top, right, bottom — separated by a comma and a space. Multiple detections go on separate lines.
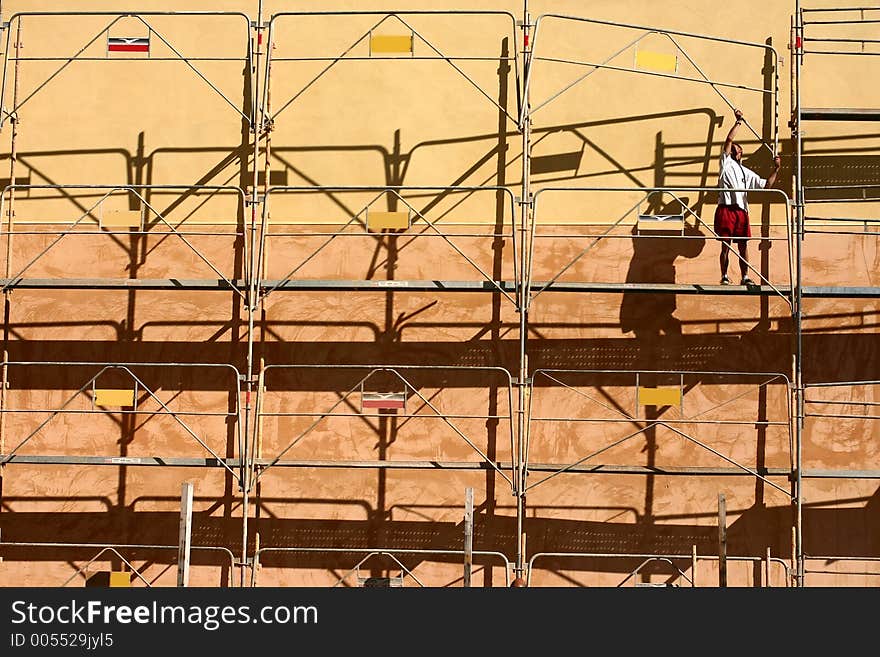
804, 555, 880, 586
0, 454, 512, 471
800, 108, 880, 121
526, 551, 791, 587
0, 278, 244, 290
2, 278, 880, 298
0, 455, 239, 467
0, 542, 237, 587
251, 546, 514, 588
4, 453, 878, 479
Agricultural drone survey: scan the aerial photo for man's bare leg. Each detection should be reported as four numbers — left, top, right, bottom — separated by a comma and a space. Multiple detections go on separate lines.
737, 239, 749, 281
719, 239, 731, 281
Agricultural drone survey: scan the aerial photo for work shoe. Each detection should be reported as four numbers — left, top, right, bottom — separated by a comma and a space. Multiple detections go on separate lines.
720, 275, 731, 285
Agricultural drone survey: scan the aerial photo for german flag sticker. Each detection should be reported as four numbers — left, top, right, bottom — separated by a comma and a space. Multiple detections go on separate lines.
108, 36, 150, 53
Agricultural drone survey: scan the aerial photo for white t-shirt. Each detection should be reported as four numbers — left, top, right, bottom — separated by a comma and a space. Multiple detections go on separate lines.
718, 152, 766, 211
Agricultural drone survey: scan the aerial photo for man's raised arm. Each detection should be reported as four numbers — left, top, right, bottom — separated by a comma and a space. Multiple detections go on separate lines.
723, 108, 744, 156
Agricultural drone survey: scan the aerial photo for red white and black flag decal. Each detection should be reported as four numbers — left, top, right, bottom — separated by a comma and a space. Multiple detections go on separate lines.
107, 36, 150, 53
361, 391, 407, 410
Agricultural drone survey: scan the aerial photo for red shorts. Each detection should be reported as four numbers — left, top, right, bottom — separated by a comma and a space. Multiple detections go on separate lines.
714, 204, 751, 239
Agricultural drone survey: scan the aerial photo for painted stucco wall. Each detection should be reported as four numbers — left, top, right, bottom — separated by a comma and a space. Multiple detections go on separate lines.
0, 0, 877, 587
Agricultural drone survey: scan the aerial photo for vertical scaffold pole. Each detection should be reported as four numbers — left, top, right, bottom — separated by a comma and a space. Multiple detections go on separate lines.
464, 487, 474, 587
240, 0, 266, 588
515, 0, 533, 582
177, 481, 194, 587
792, 1, 805, 588
254, 9, 273, 499
1, 19, 22, 468
718, 493, 727, 587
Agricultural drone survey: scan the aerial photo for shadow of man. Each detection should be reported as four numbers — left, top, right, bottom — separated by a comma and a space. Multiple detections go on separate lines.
619, 199, 706, 341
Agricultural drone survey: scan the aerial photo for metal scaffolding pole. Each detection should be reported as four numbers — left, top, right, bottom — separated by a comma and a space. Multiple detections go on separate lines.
514, 0, 532, 582
791, 1, 880, 588
177, 481, 194, 587
793, 0, 805, 588
0, 18, 21, 475
239, 0, 266, 589
464, 487, 474, 587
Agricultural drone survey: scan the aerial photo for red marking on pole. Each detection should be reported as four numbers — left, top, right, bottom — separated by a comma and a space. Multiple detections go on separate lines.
524, 33, 529, 47
258, 33, 263, 45
246, 391, 251, 405
795, 36, 802, 49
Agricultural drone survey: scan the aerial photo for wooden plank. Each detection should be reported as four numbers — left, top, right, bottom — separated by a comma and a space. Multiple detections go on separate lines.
371, 35, 413, 54
637, 386, 681, 408
94, 388, 136, 408
635, 50, 677, 73
177, 481, 194, 588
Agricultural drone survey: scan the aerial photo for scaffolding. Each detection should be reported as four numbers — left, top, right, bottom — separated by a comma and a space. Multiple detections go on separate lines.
0, 2, 877, 587
792, 3, 880, 587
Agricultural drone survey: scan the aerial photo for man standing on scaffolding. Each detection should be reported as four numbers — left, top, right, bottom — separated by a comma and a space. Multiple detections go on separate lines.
715, 108, 781, 285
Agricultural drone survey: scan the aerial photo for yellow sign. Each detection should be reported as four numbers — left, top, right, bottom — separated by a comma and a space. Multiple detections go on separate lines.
635, 50, 678, 74
94, 389, 136, 407
371, 35, 413, 54
109, 571, 131, 587
367, 211, 410, 231
638, 386, 681, 407
102, 209, 142, 228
